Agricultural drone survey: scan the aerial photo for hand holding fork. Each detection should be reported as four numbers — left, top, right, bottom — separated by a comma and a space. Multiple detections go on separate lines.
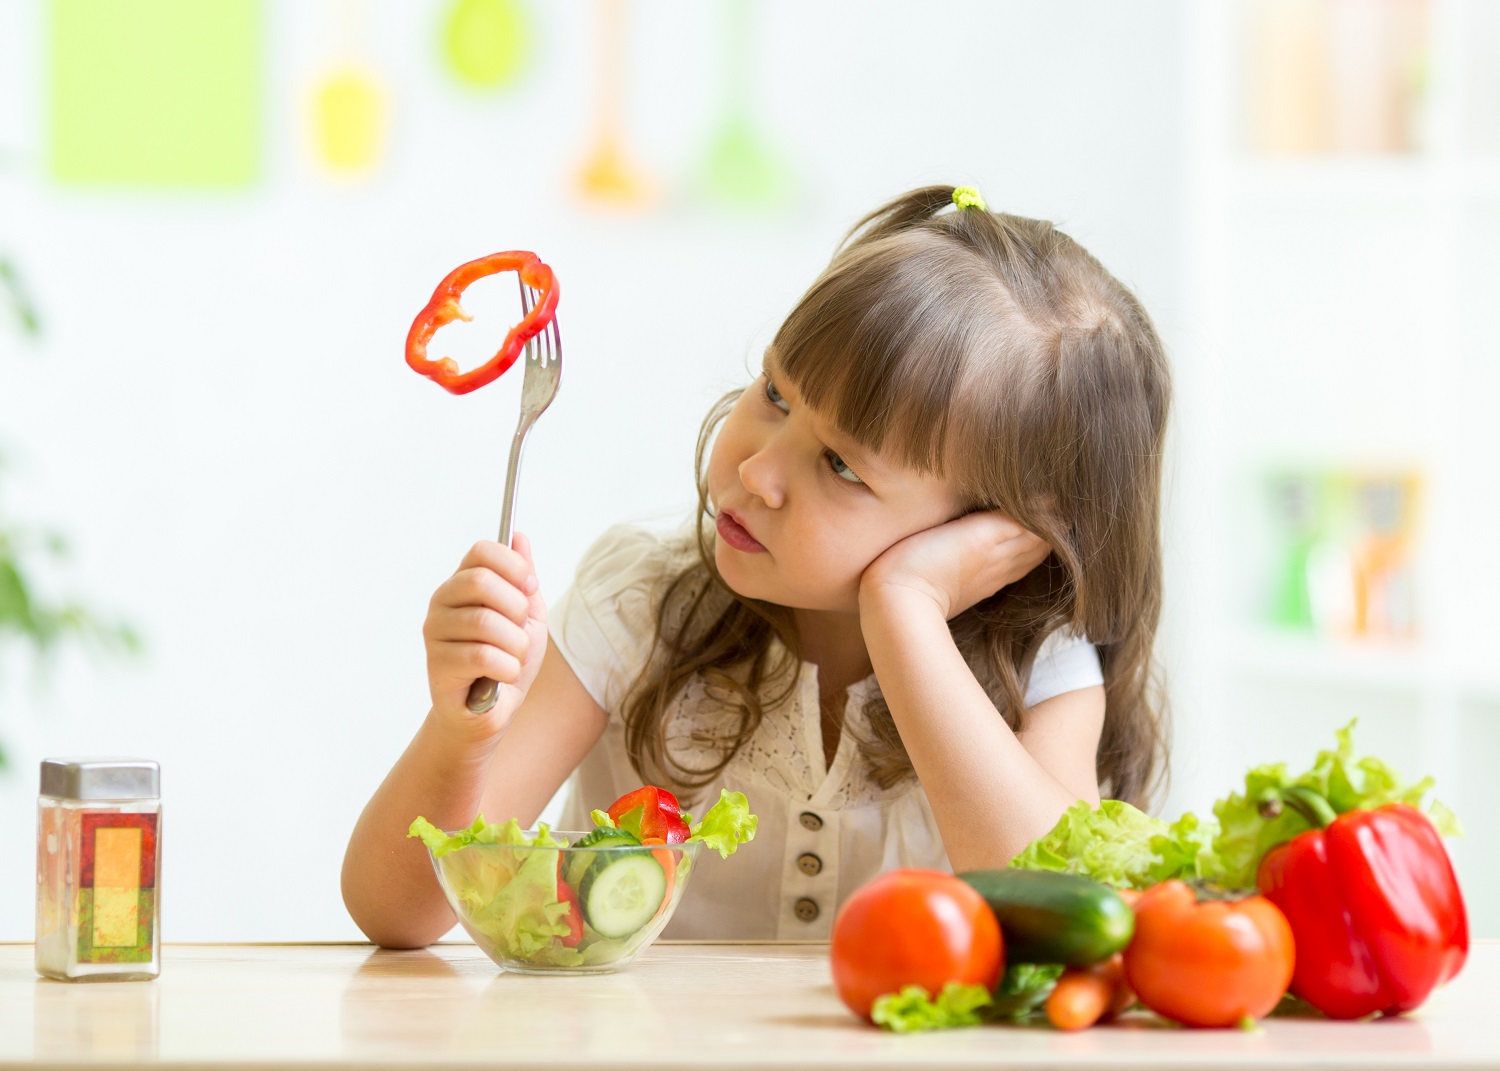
464, 278, 563, 713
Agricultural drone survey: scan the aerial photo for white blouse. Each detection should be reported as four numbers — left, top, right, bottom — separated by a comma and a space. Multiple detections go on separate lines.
550, 523, 1104, 940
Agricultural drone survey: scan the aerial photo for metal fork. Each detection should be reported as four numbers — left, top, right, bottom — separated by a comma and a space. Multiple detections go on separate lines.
466, 277, 563, 714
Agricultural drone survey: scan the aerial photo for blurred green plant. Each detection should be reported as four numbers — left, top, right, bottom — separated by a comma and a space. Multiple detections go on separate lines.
1, 255, 140, 770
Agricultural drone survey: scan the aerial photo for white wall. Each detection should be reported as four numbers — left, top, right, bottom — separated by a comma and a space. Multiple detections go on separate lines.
0, 1, 1187, 939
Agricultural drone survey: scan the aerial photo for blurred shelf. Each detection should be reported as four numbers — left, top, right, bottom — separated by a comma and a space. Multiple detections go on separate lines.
1224, 156, 1500, 202
1226, 628, 1500, 703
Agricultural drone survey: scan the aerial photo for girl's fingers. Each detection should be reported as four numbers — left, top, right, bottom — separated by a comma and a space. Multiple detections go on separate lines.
455, 539, 536, 595
431, 639, 523, 684
435, 566, 532, 625
426, 605, 531, 657
512, 530, 547, 613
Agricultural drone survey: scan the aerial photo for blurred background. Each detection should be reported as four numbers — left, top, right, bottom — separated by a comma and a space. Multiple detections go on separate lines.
1, 0, 1496, 941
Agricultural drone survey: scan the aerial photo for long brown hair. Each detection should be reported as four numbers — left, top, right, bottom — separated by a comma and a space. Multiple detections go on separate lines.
621, 185, 1172, 810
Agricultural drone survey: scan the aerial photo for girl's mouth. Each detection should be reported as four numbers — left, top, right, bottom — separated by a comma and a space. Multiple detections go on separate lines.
716, 510, 767, 553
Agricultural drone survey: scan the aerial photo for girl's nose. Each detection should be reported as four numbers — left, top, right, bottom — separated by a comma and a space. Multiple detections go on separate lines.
737, 448, 785, 509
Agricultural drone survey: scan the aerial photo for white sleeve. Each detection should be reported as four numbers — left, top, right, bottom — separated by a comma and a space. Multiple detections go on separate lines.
548, 525, 680, 718
1023, 628, 1104, 707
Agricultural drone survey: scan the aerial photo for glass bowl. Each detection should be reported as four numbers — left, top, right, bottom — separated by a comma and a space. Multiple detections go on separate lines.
427, 832, 701, 974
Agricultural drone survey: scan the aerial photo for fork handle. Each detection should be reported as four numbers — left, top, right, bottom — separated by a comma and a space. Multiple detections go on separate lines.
466, 419, 538, 714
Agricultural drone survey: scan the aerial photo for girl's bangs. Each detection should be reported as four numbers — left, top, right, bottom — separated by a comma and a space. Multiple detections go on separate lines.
771, 237, 1000, 479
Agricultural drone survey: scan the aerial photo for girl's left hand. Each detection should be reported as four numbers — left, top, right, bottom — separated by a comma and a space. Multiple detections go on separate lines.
859, 511, 1051, 621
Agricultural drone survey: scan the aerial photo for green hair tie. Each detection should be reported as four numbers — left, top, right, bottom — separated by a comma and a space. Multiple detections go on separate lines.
952, 186, 987, 211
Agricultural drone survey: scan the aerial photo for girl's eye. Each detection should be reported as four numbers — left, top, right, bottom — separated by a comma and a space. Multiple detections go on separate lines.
826, 451, 864, 485
763, 376, 789, 413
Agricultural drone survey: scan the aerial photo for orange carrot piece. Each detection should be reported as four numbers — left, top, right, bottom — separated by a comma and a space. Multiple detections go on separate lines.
1046, 967, 1115, 1032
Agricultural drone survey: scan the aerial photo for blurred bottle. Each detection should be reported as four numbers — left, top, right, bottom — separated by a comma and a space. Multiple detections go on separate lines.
1265, 470, 1323, 631
1349, 471, 1421, 640
1248, 0, 1333, 154
1247, 0, 1430, 155
1328, 0, 1429, 154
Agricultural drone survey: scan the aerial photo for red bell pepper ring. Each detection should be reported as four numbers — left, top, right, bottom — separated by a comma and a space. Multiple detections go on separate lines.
606, 786, 690, 844
1256, 788, 1469, 1020
405, 250, 559, 396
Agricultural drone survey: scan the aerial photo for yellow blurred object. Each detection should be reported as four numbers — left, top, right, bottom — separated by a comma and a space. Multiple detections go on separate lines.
312, 68, 385, 175
441, 0, 528, 90
573, 0, 656, 210
576, 134, 655, 206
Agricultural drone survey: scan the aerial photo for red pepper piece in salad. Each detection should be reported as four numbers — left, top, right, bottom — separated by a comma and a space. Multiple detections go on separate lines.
606, 786, 690, 844
405, 250, 559, 395
1256, 788, 1469, 1019
555, 874, 584, 948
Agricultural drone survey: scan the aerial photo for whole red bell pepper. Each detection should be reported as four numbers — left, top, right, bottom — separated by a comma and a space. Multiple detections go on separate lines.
1255, 787, 1468, 1020
405, 250, 559, 396
606, 786, 690, 844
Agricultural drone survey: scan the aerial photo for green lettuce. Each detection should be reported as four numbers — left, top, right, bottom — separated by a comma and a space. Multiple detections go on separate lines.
872, 983, 993, 1033
869, 964, 1065, 1032
1210, 720, 1461, 887
987, 963, 1065, 1020
408, 816, 583, 966
1010, 722, 1459, 893
687, 789, 758, 858
408, 814, 566, 857
1009, 799, 1219, 889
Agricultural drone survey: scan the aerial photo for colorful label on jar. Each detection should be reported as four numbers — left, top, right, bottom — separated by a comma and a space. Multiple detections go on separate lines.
76, 812, 157, 964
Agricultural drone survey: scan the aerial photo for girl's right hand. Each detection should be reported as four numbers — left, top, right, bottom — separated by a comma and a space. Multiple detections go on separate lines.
422, 532, 548, 743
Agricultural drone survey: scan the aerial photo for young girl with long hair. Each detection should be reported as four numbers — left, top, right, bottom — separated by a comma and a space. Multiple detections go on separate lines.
343, 184, 1172, 945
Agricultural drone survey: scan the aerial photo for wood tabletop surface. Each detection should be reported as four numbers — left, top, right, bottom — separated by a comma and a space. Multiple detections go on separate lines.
3, 940, 1497, 1069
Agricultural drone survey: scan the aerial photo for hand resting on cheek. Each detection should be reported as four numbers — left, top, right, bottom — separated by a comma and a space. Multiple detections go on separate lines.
858, 510, 1052, 621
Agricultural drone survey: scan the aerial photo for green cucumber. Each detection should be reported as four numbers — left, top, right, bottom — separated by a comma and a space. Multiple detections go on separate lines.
577, 850, 667, 939
958, 868, 1134, 967
575, 826, 641, 848
564, 850, 593, 889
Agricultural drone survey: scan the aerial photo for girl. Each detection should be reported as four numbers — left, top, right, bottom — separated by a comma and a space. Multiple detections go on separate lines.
343, 184, 1171, 947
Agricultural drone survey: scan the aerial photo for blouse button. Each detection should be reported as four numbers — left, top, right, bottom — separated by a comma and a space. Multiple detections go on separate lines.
794, 897, 820, 922
798, 811, 823, 832
796, 852, 822, 877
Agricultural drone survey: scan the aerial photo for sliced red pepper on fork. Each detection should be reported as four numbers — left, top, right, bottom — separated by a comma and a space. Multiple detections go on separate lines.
405, 250, 559, 395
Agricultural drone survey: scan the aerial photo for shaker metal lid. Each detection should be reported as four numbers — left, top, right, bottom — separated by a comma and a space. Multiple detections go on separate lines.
40, 758, 159, 801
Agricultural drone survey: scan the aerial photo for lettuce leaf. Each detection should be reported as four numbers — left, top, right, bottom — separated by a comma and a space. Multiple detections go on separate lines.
408, 814, 567, 857
686, 790, 758, 858
871, 983, 993, 1033
408, 816, 580, 965
988, 963, 1064, 1020
1009, 799, 1219, 889
1210, 720, 1461, 888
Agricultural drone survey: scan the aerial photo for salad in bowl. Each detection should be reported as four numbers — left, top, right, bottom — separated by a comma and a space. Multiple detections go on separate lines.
409, 786, 756, 973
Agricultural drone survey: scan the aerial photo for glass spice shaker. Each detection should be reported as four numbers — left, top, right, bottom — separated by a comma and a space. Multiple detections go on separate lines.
36, 758, 161, 982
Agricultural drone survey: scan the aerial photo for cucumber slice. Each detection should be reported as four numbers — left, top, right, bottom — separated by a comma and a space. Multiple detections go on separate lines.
564, 850, 593, 890
575, 826, 640, 848
578, 850, 667, 939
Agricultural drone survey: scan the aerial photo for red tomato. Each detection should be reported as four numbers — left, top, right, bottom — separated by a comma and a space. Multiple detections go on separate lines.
830, 868, 1003, 1021
1123, 879, 1295, 1028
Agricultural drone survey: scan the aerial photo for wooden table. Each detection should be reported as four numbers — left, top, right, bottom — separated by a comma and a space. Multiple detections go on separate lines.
4, 941, 1498, 1069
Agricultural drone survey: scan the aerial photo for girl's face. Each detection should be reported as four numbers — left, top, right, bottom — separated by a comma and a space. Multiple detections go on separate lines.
707, 354, 965, 614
